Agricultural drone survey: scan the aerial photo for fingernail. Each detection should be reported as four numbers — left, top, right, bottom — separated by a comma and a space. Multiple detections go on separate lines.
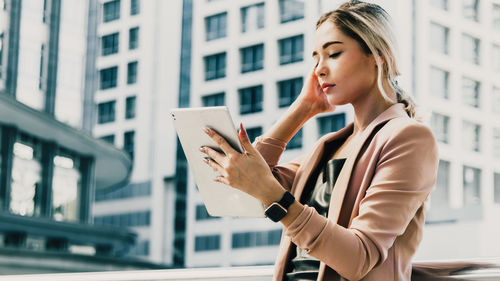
203, 127, 210, 134
199, 147, 205, 152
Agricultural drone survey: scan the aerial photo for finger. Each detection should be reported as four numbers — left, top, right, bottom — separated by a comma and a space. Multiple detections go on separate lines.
200, 146, 225, 165
203, 157, 226, 176
204, 127, 237, 156
214, 175, 230, 186
238, 123, 256, 155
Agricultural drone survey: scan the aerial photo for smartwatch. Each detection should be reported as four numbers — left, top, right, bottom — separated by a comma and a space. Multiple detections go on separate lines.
265, 191, 295, 222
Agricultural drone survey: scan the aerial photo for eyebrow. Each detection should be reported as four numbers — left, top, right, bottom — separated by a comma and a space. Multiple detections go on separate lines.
312, 41, 343, 57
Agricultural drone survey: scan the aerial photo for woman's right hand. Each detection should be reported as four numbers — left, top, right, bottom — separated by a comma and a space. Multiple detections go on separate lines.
295, 67, 336, 117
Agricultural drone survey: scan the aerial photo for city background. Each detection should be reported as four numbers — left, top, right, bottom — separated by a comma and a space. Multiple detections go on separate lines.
0, 0, 499, 275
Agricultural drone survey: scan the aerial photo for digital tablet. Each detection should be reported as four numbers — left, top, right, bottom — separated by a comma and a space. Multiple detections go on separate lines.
170, 106, 265, 218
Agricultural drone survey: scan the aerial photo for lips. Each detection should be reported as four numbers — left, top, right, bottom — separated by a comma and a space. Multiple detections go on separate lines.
321, 83, 335, 92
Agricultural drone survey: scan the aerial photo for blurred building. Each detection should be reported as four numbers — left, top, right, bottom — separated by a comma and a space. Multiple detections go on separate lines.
0, 0, 164, 274
90, 0, 184, 265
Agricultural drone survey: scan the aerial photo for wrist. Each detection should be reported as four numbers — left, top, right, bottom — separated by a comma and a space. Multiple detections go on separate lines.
291, 97, 319, 119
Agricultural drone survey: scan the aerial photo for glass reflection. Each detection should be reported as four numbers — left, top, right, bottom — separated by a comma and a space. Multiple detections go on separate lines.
52, 154, 80, 222
10, 142, 41, 216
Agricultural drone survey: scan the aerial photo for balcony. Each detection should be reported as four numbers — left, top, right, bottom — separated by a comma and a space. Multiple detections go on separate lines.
0, 259, 499, 280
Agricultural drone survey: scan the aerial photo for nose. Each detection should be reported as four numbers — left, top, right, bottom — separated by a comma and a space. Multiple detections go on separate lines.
314, 59, 328, 78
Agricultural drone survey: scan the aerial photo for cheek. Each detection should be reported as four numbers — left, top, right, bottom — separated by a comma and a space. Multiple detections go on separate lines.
331, 56, 376, 92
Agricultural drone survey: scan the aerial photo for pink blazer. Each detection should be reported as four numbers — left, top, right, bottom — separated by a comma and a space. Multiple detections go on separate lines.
254, 103, 439, 281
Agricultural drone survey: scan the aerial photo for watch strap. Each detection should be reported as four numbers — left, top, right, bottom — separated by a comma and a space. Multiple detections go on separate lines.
277, 191, 295, 209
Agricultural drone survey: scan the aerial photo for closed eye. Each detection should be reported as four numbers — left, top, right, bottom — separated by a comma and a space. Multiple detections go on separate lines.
329, 52, 342, 59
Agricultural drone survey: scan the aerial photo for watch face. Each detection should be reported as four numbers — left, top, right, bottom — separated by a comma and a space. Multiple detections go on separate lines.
265, 203, 287, 222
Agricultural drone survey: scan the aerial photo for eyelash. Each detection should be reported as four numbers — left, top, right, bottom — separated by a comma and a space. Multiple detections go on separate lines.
315, 52, 342, 67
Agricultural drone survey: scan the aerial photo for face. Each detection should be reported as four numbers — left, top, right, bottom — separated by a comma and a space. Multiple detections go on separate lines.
313, 21, 378, 106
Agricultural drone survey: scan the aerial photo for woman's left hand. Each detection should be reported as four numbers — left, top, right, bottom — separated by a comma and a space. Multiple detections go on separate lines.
200, 123, 283, 204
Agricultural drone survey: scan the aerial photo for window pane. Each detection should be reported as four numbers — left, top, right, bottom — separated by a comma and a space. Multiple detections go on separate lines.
205, 12, 227, 41
52, 153, 81, 222
430, 23, 449, 55
246, 126, 263, 143
125, 96, 136, 119
288, 128, 302, 149
129, 27, 139, 50
195, 235, 220, 252
279, 0, 304, 23
99, 66, 118, 90
204, 53, 226, 80
431, 112, 450, 144
278, 77, 303, 107
101, 32, 119, 56
100, 134, 115, 144
433, 160, 451, 208
124, 131, 135, 159
430, 0, 448, 10
103, 0, 120, 22
463, 0, 479, 22
462, 120, 481, 152
98, 100, 116, 124
430, 66, 449, 99
239, 85, 263, 114
130, 0, 139, 15
202, 92, 225, 106
461, 77, 480, 108
463, 165, 481, 206
241, 3, 265, 33
127, 61, 138, 84
317, 113, 346, 136
279, 34, 303, 65
240, 44, 264, 73
462, 34, 480, 65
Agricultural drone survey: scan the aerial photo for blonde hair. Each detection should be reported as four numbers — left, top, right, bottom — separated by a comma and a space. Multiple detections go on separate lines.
317, 0, 422, 121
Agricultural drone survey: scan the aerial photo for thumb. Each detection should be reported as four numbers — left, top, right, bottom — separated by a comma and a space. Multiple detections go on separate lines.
238, 123, 255, 154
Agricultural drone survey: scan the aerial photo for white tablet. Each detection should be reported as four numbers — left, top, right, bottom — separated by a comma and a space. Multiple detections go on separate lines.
170, 106, 265, 218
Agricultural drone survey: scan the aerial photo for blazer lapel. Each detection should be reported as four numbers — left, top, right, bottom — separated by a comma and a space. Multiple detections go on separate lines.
327, 103, 407, 222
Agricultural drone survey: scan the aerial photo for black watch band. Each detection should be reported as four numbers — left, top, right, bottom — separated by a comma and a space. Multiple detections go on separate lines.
265, 191, 295, 222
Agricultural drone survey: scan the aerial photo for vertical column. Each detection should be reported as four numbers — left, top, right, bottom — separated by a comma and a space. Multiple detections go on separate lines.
44, 0, 61, 115
0, 125, 16, 211
5, 0, 22, 97
38, 140, 56, 218
79, 156, 95, 223
82, 0, 99, 132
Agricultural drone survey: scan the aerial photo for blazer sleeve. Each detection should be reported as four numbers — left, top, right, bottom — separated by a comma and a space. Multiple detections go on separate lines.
253, 136, 306, 191
283, 123, 439, 280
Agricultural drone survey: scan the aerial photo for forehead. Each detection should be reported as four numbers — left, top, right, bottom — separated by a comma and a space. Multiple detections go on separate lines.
313, 21, 350, 49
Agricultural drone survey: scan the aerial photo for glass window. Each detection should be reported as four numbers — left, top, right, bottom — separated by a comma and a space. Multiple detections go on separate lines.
279, 34, 304, 65
232, 230, 281, 249
278, 77, 303, 107
462, 77, 480, 108
430, 0, 448, 10
195, 204, 218, 220
288, 128, 302, 149
279, 0, 304, 23
125, 96, 136, 119
127, 61, 138, 84
98, 100, 116, 124
195, 235, 220, 252
95, 181, 151, 202
129, 27, 139, 50
430, 66, 449, 99
494, 87, 500, 114
462, 120, 481, 152
103, 0, 120, 23
462, 34, 480, 65
240, 43, 264, 73
463, 0, 479, 22
101, 32, 119, 56
494, 4, 500, 30
39, 44, 46, 90
463, 165, 481, 206
100, 134, 115, 144
99, 66, 118, 90
494, 128, 500, 159
430, 23, 449, 55
239, 85, 263, 114
205, 12, 227, 41
202, 92, 225, 106
94, 211, 150, 227
432, 160, 451, 208
246, 126, 263, 143
52, 152, 81, 222
0, 33, 4, 78
431, 112, 450, 144
124, 131, 135, 159
495, 172, 500, 204
317, 113, 346, 136
130, 0, 139, 15
10, 139, 42, 217
204, 52, 226, 80
241, 3, 265, 33
493, 45, 500, 72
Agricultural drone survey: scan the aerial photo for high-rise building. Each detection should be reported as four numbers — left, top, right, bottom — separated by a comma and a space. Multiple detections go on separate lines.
90, 0, 185, 265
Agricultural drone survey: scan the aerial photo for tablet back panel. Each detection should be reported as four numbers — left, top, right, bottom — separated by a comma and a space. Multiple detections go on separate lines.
170, 107, 265, 217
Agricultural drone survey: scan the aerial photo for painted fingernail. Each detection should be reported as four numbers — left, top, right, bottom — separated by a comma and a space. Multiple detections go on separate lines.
199, 147, 205, 152
203, 127, 211, 134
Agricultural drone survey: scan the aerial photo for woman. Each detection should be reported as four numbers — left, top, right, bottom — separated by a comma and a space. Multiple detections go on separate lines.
200, 1, 439, 280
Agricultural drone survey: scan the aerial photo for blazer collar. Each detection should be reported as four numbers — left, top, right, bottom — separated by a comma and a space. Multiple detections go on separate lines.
291, 103, 407, 218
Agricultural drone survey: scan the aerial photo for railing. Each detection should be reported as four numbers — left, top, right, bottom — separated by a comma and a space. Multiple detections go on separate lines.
1, 260, 500, 281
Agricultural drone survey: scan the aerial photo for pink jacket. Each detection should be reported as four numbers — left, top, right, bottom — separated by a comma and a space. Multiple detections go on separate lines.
254, 103, 439, 281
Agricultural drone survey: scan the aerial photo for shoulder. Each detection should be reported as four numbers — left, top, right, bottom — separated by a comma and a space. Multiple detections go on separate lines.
379, 117, 437, 147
